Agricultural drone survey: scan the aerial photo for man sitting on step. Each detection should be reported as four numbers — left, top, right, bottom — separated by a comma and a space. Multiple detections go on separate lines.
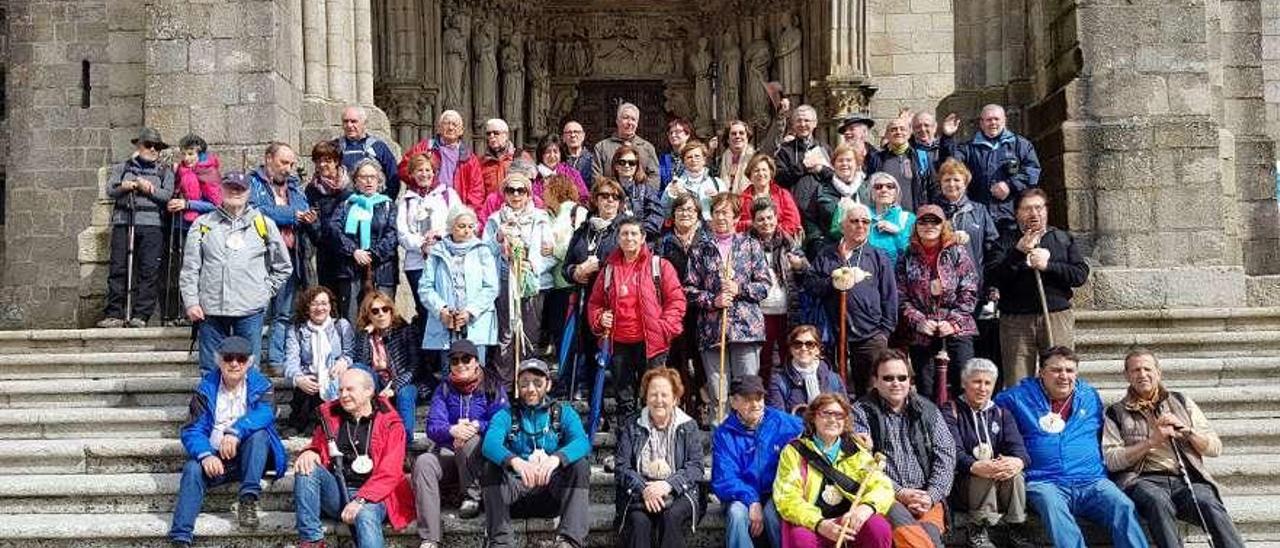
293, 368, 416, 548
481, 358, 592, 548
1102, 347, 1245, 548
170, 336, 287, 547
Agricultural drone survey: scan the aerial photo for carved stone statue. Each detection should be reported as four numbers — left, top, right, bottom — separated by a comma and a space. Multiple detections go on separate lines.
472, 23, 498, 122
527, 41, 550, 137
744, 38, 773, 129
501, 34, 525, 132
664, 86, 692, 121
442, 12, 468, 110
720, 30, 742, 124
550, 87, 579, 128
688, 36, 715, 135
776, 13, 803, 98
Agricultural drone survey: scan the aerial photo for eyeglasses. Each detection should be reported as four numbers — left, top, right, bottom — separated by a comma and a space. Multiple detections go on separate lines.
518, 380, 547, 389
917, 217, 943, 226
595, 192, 621, 201
790, 340, 820, 350
485, 130, 505, 136
370, 306, 392, 315
454, 222, 477, 229
450, 356, 477, 366
674, 206, 698, 215
846, 218, 872, 226
222, 354, 250, 364
615, 159, 638, 167
140, 142, 159, 150
872, 183, 897, 190
503, 187, 529, 195
880, 374, 910, 383
817, 410, 847, 420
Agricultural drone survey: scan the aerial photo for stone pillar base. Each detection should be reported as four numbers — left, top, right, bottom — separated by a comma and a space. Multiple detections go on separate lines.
1078, 266, 1248, 310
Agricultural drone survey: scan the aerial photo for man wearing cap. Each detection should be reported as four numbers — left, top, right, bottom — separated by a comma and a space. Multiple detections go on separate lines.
940, 105, 1041, 233
837, 113, 882, 176
774, 104, 833, 189
99, 127, 176, 328
414, 340, 508, 540
712, 375, 804, 548
170, 336, 287, 546
481, 358, 592, 548
180, 170, 293, 373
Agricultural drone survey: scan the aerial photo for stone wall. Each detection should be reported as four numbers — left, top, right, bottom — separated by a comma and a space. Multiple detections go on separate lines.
865, 0, 955, 127
0, 3, 9, 262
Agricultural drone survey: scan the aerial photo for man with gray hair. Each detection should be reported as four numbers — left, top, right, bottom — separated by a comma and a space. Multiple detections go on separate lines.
336, 105, 401, 199
399, 109, 485, 209
774, 104, 833, 189
480, 118, 516, 201
591, 103, 659, 183
940, 104, 1040, 233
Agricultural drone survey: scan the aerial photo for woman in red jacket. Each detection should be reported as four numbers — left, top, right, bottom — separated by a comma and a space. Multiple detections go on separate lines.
736, 153, 802, 236
587, 216, 687, 424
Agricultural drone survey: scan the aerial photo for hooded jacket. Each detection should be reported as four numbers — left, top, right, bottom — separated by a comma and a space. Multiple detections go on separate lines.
283, 317, 356, 386
396, 183, 461, 271
615, 408, 706, 526
179, 205, 293, 317
938, 197, 999, 289
941, 130, 1041, 229
174, 154, 222, 224
399, 137, 485, 210
418, 236, 500, 348
686, 233, 772, 345
897, 240, 979, 346
711, 407, 804, 505
940, 397, 1030, 485
107, 156, 176, 227
180, 367, 287, 477
804, 241, 898, 343
482, 204, 555, 289
773, 437, 897, 530
735, 182, 803, 236
587, 246, 687, 357
305, 397, 416, 528
327, 194, 400, 286
995, 377, 1107, 486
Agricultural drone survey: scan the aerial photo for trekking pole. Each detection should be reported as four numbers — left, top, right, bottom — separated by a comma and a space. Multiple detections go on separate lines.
717, 255, 733, 423
1034, 270, 1054, 348
163, 182, 185, 325
124, 183, 138, 324
1169, 424, 1216, 548
316, 405, 357, 545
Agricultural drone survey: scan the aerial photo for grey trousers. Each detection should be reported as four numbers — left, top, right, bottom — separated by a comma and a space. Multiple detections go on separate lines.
482, 458, 591, 548
998, 309, 1074, 388
413, 435, 485, 541
961, 472, 1028, 526
702, 342, 762, 424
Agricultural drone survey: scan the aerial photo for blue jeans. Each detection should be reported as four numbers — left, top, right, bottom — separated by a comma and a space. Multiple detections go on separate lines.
1026, 478, 1149, 548
725, 499, 783, 548
197, 311, 265, 373
168, 430, 271, 544
369, 367, 418, 440
266, 271, 299, 367
294, 465, 389, 547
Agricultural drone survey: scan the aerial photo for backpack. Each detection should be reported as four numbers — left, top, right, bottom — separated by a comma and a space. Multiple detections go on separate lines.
197, 212, 269, 243
602, 255, 665, 306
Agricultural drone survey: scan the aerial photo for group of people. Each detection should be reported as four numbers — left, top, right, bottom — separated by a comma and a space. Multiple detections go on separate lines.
95, 100, 1241, 547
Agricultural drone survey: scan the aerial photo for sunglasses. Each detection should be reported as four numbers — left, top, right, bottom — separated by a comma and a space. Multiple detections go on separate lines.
518, 379, 547, 389
881, 374, 910, 383
450, 356, 477, 365
485, 130, 504, 136
615, 159, 638, 167
847, 218, 872, 226
222, 354, 251, 364
873, 183, 897, 190
370, 306, 393, 315
790, 340, 820, 350
503, 187, 529, 195
595, 192, 621, 201
917, 217, 943, 226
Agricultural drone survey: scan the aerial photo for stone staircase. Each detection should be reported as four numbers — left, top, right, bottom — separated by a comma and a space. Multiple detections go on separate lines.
0, 308, 1276, 546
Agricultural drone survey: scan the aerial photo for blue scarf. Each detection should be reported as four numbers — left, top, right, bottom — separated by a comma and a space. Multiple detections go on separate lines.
344, 193, 391, 249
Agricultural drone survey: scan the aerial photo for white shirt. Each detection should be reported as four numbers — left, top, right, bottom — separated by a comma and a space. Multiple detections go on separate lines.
209, 381, 248, 448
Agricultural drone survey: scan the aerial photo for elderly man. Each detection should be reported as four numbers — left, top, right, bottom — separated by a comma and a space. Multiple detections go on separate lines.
293, 368, 417, 548
562, 121, 595, 188
837, 113, 881, 175
169, 336, 287, 546
774, 104, 833, 189
247, 142, 314, 372
99, 127, 175, 328
854, 350, 956, 547
180, 171, 292, 373
712, 375, 804, 548
872, 116, 933, 212
481, 359, 592, 548
1103, 348, 1245, 548
996, 347, 1149, 548
400, 110, 485, 209
479, 118, 516, 199
591, 103, 660, 183
805, 203, 898, 396
336, 105, 400, 199
940, 105, 1041, 232
988, 189, 1089, 387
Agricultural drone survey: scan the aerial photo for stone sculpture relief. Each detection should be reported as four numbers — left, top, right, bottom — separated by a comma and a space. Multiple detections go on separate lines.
720, 29, 742, 123
472, 22, 498, 122
776, 13, 803, 97
527, 40, 551, 137
501, 33, 525, 130
689, 37, 715, 134
442, 11, 469, 110
743, 38, 772, 128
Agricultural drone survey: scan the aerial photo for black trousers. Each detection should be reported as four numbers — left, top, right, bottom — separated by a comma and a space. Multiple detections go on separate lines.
621, 495, 695, 548
611, 342, 668, 422
1127, 474, 1245, 548
104, 224, 164, 321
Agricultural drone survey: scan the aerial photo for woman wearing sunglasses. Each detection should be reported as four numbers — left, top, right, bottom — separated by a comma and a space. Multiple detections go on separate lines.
419, 206, 499, 365
482, 173, 552, 388
865, 172, 915, 267
767, 325, 847, 416
353, 291, 423, 440
609, 145, 664, 239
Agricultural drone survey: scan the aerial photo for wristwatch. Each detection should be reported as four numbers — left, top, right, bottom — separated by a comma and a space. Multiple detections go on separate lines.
352, 497, 368, 505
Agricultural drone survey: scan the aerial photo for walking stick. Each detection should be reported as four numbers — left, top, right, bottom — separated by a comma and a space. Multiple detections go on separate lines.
1033, 270, 1054, 348
124, 189, 138, 324
316, 405, 357, 545
833, 451, 889, 548
831, 267, 857, 386
163, 183, 185, 325
717, 256, 733, 423
933, 343, 951, 405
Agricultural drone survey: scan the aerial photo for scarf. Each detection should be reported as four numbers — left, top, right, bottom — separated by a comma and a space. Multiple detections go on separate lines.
536, 163, 556, 179
437, 141, 460, 186
305, 318, 336, 399
832, 171, 865, 200
811, 434, 841, 462
921, 239, 943, 270
638, 408, 680, 480
792, 359, 822, 404
344, 193, 392, 249
888, 141, 911, 156
449, 366, 483, 395
443, 237, 476, 306
313, 166, 350, 195
1124, 384, 1168, 414
370, 331, 388, 372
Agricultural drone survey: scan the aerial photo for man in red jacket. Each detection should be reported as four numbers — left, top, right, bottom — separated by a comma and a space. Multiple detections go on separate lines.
398, 110, 486, 210
587, 216, 687, 424
293, 368, 417, 548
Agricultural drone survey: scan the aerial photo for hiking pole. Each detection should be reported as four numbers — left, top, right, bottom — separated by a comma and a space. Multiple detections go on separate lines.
717, 256, 733, 423
1168, 422, 1216, 548
834, 452, 888, 548
124, 183, 138, 324
1033, 270, 1053, 348
317, 405, 357, 546
163, 183, 184, 325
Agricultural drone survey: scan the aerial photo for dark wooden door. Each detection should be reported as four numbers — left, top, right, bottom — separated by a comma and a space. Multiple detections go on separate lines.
567, 80, 666, 150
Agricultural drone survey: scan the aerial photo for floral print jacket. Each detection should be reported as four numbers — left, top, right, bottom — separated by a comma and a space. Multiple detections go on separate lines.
686, 233, 771, 345
896, 241, 979, 346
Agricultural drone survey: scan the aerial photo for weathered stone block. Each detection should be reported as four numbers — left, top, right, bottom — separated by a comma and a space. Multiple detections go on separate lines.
1095, 188, 1155, 232
891, 53, 938, 75
145, 39, 187, 74
1165, 74, 1214, 116
187, 39, 217, 74
1152, 120, 1219, 149
215, 37, 272, 73
1089, 73, 1170, 117
1244, 237, 1280, 274
190, 105, 230, 145
227, 104, 284, 144
910, 0, 951, 14
1224, 33, 1264, 66
1089, 266, 1247, 309
886, 14, 932, 31
1222, 0, 1264, 33
107, 31, 145, 65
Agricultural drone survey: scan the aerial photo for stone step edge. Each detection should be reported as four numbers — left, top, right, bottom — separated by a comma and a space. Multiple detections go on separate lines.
1076, 307, 1280, 323
0, 351, 196, 366
0, 327, 192, 343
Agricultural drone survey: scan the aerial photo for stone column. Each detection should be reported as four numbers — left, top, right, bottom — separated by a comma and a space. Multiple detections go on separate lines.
326, 0, 355, 101
806, 0, 872, 136
354, 0, 375, 104
302, 0, 329, 96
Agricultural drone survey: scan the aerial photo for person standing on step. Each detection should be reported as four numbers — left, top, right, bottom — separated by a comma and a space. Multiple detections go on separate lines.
293, 367, 417, 548
180, 171, 292, 373
169, 336, 287, 547
99, 127, 175, 329
1103, 348, 1245, 548
248, 142, 313, 373
336, 104, 401, 200
480, 358, 592, 548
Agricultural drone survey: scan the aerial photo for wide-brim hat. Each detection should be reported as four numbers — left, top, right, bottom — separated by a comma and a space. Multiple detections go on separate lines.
836, 114, 875, 133
130, 127, 170, 150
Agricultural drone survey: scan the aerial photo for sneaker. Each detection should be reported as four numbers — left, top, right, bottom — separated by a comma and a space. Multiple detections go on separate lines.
966, 525, 996, 548
96, 317, 125, 328
601, 454, 616, 473
237, 496, 260, 529
458, 497, 482, 519
126, 318, 147, 328
419, 542, 439, 548
1006, 523, 1038, 548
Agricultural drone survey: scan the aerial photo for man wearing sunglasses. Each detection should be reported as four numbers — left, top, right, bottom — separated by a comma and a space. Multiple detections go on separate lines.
480, 118, 516, 199
170, 336, 287, 546
853, 350, 956, 547
591, 103, 659, 183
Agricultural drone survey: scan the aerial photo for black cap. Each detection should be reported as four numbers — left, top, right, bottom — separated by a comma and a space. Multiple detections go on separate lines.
836, 113, 875, 133
731, 375, 767, 397
131, 127, 170, 150
217, 336, 253, 357
516, 358, 550, 377
221, 170, 250, 190
448, 339, 479, 359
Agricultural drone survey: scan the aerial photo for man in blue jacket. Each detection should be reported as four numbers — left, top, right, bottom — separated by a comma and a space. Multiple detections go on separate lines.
940, 105, 1041, 233
481, 358, 591, 548
169, 336, 287, 546
337, 105, 401, 199
712, 375, 804, 548
994, 347, 1148, 548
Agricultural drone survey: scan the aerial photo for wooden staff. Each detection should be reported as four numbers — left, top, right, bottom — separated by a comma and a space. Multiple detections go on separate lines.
834, 452, 888, 548
717, 254, 733, 423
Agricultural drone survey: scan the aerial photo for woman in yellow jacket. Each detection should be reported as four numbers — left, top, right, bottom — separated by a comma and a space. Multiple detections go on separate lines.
773, 393, 894, 548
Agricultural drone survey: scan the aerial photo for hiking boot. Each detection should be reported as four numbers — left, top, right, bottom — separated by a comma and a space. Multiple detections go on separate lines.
458, 497, 482, 519
1006, 523, 1038, 548
601, 454, 616, 473
966, 524, 996, 548
97, 317, 125, 328
126, 318, 147, 328
237, 496, 260, 529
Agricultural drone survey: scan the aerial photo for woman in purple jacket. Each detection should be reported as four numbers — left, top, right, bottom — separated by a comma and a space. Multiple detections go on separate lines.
412, 339, 509, 541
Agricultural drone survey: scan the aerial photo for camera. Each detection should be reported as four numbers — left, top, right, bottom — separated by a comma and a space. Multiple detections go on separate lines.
1001, 157, 1021, 178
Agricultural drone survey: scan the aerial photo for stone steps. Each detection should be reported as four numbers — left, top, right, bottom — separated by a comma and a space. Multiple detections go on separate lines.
0, 407, 188, 439
0, 327, 194, 355
1078, 356, 1280, 389
1074, 308, 1280, 334
0, 350, 196, 380
1075, 329, 1280, 360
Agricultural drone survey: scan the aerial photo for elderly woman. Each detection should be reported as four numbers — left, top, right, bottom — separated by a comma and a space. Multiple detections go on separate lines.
419, 206, 499, 364
662, 141, 726, 221
936, 159, 998, 289
866, 172, 913, 267
532, 133, 589, 202
282, 285, 354, 434
940, 358, 1031, 547
615, 368, 706, 548
659, 118, 695, 186
749, 199, 808, 379
717, 120, 757, 192
482, 173, 552, 387
353, 291, 422, 440
687, 192, 771, 422
773, 393, 894, 548
795, 143, 868, 257
610, 145, 665, 238
767, 325, 846, 415
897, 204, 978, 401
656, 192, 713, 415
561, 178, 627, 400
399, 152, 461, 325
328, 158, 399, 321
736, 153, 801, 236
305, 141, 354, 294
